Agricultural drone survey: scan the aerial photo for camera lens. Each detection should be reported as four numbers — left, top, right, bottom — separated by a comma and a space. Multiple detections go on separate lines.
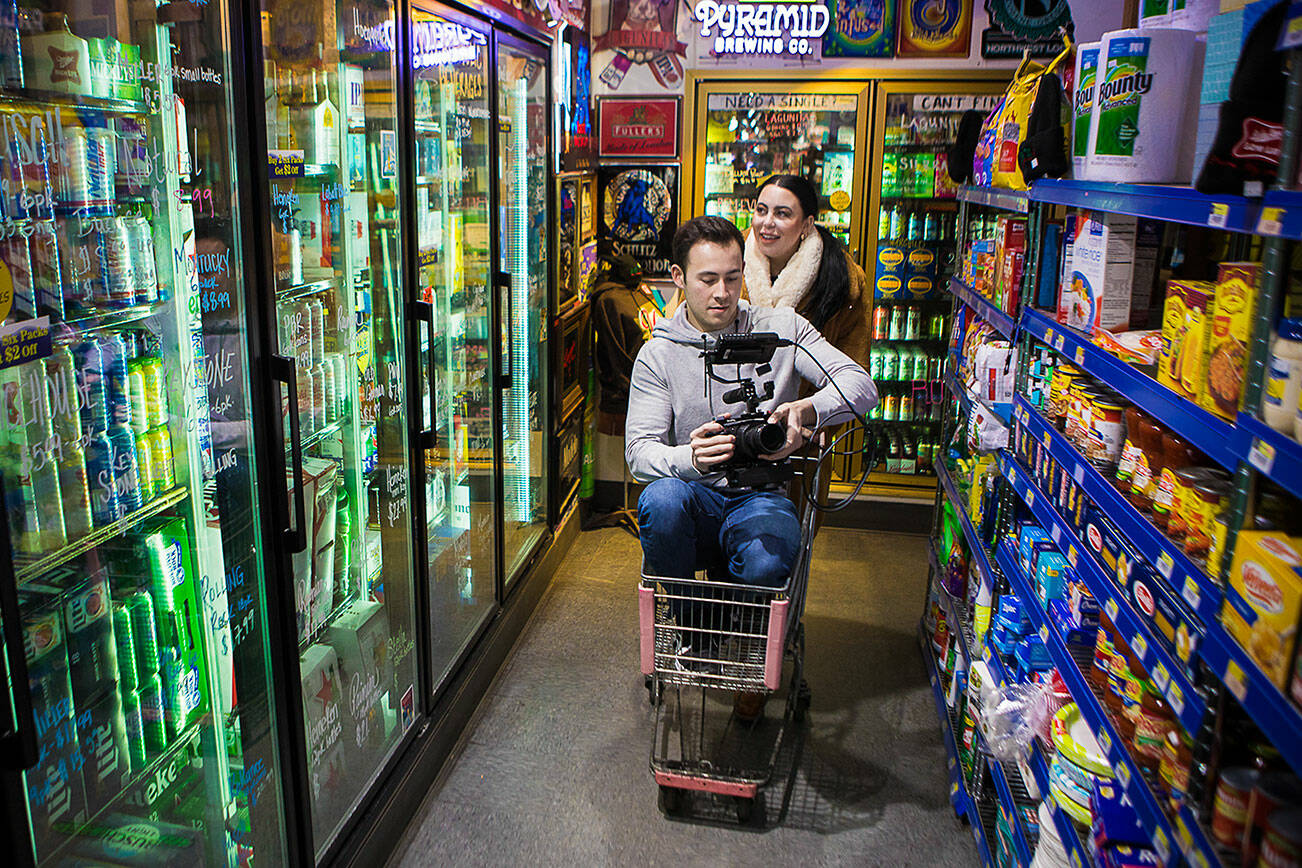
736, 419, 787, 458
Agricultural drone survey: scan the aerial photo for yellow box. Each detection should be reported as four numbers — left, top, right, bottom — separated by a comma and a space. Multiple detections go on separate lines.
1200, 262, 1260, 420
1157, 280, 1216, 403
1224, 531, 1302, 689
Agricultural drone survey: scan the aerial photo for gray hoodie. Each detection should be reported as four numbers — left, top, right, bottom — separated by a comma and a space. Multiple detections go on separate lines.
625, 299, 878, 485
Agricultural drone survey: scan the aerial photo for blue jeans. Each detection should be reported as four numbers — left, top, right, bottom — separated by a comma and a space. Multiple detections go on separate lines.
638, 478, 800, 587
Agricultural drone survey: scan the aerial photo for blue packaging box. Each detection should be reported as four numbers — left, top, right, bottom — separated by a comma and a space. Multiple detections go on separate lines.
1034, 550, 1070, 606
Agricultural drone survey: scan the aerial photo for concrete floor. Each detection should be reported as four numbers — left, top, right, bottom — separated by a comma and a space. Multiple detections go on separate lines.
386, 526, 977, 867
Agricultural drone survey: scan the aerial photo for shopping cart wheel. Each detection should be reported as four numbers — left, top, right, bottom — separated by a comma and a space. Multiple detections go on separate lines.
735, 792, 765, 826
658, 785, 683, 816
645, 675, 661, 706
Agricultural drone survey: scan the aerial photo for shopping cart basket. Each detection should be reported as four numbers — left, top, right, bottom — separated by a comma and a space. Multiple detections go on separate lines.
638, 458, 818, 824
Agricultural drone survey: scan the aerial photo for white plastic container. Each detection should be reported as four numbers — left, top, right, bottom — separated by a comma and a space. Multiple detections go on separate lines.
1264, 318, 1302, 435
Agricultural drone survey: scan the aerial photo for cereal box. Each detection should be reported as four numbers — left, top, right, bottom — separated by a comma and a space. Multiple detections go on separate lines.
1224, 531, 1302, 689
1157, 279, 1217, 403
1200, 262, 1260, 420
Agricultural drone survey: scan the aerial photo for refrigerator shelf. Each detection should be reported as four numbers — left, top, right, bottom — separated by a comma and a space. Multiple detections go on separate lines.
299, 590, 361, 654
53, 300, 166, 337
301, 419, 343, 453
16, 485, 186, 585
277, 277, 339, 302
0, 86, 149, 116
957, 186, 1030, 214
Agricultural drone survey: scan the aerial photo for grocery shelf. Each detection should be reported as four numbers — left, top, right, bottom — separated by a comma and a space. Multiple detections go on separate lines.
997, 445, 1208, 734
1254, 189, 1302, 239
919, 622, 973, 820
1199, 625, 1302, 779
945, 371, 1011, 425
986, 747, 1034, 867
0, 86, 149, 115
1236, 411, 1302, 502
958, 185, 1030, 214
1027, 744, 1094, 868
1029, 179, 1258, 234
1020, 307, 1246, 473
1011, 396, 1223, 625
948, 277, 1017, 341
992, 533, 1221, 868
936, 462, 998, 603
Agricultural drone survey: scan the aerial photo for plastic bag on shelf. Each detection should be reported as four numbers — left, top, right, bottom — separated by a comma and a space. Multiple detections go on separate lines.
981, 678, 1052, 765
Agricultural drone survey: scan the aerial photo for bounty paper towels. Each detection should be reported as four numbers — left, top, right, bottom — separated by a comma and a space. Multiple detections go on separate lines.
1139, 0, 1169, 28
1083, 28, 1203, 184
1072, 43, 1101, 177
1169, 0, 1218, 34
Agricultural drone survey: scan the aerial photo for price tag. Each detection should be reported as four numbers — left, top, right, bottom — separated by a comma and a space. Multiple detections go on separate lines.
1175, 812, 1195, 851
1192, 853, 1210, 868
1009, 466, 1018, 484
1105, 598, 1120, 622
1258, 206, 1286, 236
1098, 729, 1113, 755
1225, 658, 1249, 702
1055, 335, 1065, 352
1168, 682, 1186, 716
1042, 431, 1051, 449
1208, 202, 1230, 229
1045, 328, 1056, 345
947, 757, 956, 770
1067, 546, 1078, 568
1131, 633, 1148, 661
1074, 347, 1084, 365
1249, 437, 1277, 474
1117, 762, 1131, 787
1070, 852, 1082, 868
1074, 463, 1085, 484
1027, 489, 1036, 509
1182, 576, 1202, 611
951, 782, 959, 796
1040, 625, 1050, 644
1154, 828, 1171, 864
1157, 551, 1175, 580
1151, 661, 1171, 691
1052, 525, 1062, 544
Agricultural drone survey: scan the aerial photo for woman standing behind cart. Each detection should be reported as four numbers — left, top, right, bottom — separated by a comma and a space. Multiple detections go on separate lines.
745, 173, 870, 367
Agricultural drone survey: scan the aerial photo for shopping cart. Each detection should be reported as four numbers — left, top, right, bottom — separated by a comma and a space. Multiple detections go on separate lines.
638, 458, 818, 824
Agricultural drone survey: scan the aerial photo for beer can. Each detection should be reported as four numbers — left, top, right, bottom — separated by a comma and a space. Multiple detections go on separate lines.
111, 602, 137, 693
55, 125, 91, 213
139, 671, 167, 754
127, 360, 147, 435
58, 441, 93, 540
126, 590, 158, 678
134, 429, 154, 504
85, 126, 116, 216
148, 424, 174, 494
121, 687, 146, 771
142, 356, 165, 427
161, 650, 187, 738
46, 347, 80, 444
102, 217, 134, 306
100, 334, 130, 427
108, 424, 141, 512
84, 429, 120, 525
0, 235, 36, 322
126, 216, 156, 304
330, 353, 347, 417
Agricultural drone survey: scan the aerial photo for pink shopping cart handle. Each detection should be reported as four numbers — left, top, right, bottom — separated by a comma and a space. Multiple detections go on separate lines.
639, 585, 655, 675
654, 770, 758, 798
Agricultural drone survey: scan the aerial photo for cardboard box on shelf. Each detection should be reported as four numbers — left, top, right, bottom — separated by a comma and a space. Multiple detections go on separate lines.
1157, 279, 1217, 403
1224, 531, 1302, 689
1200, 262, 1260, 420
1062, 211, 1159, 334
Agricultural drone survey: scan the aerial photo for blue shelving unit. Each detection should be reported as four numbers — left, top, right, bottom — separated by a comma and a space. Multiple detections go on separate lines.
959, 185, 1031, 214
937, 462, 999, 601
1236, 411, 1302, 502
1011, 396, 1223, 625
987, 751, 1034, 867
946, 371, 1012, 425
1027, 744, 1094, 868
991, 526, 1222, 868
1029, 179, 1259, 234
920, 622, 973, 819
1256, 189, 1302, 240
948, 277, 1018, 341
997, 442, 1208, 734
1199, 625, 1302, 779
1019, 308, 1247, 473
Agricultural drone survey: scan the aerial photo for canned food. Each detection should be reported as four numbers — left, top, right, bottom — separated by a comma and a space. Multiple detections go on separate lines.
1185, 478, 1234, 560
1212, 767, 1261, 848
1086, 395, 1126, 472
1261, 807, 1302, 867
1049, 364, 1080, 424
1169, 467, 1220, 541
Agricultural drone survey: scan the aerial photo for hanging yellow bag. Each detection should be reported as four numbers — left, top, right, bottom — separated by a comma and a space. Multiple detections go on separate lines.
990, 37, 1074, 191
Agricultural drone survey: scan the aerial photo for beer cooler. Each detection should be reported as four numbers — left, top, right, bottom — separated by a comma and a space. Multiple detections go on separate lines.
1, 0, 554, 865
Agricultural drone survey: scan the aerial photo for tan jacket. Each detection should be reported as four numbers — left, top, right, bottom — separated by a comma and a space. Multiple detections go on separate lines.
792, 247, 871, 370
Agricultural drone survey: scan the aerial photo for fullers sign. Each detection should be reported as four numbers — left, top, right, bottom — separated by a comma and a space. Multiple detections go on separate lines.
692, 0, 830, 57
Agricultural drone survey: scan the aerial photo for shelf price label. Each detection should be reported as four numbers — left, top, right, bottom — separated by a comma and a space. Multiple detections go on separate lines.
1182, 575, 1201, 611
1045, 328, 1056, 345
1208, 202, 1230, 229
1117, 761, 1131, 787
1097, 729, 1112, 755
1258, 206, 1285, 236
1074, 347, 1084, 365
1156, 551, 1175, 580
1073, 463, 1085, 484
1055, 335, 1065, 352
1154, 828, 1171, 864
1131, 633, 1148, 661
1151, 660, 1171, 692
1105, 598, 1120, 622
1249, 437, 1277, 474
1167, 682, 1186, 716
951, 782, 959, 796
1026, 488, 1036, 509
1225, 658, 1249, 702
1040, 625, 1050, 644
1051, 525, 1062, 544
1069, 852, 1082, 868
1175, 812, 1196, 853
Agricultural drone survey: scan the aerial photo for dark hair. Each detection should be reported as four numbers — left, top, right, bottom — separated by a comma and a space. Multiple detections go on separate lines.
757, 174, 850, 330
671, 215, 745, 271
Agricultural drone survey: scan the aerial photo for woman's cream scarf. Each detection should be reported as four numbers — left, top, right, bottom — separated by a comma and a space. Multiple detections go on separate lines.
744, 228, 823, 310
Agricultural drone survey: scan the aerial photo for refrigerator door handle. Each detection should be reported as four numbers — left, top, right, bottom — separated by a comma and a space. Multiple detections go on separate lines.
0, 474, 39, 771
413, 300, 437, 450
271, 355, 308, 554
495, 271, 513, 391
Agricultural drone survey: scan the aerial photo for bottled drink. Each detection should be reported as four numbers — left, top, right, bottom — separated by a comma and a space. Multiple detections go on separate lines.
907, 211, 921, 241
330, 354, 347, 418
872, 304, 890, 341
140, 672, 167, 754
147, 425, 174, 494
141, 357, 166, 427
889, 306, 906, 341
335, 483, 351, 593
900, 391, 914, 421
902, 431, 918, 474
906, 305, 922, 340
108, 424, 142, 512
127, 361, 147, 436
112, 603, 138, 694
889, 205, 902, 241
887, 432, 902, 473
878, 205, 890, 239
924, 212, 938, 241
883, 389, 900, 421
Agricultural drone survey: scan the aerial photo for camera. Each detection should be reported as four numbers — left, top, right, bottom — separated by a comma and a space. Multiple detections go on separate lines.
701, 332, 795, 489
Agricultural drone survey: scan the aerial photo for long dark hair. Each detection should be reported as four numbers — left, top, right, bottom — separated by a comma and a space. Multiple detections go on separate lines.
757, 174, 849, 330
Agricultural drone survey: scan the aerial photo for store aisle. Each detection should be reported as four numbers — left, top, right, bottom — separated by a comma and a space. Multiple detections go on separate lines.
387, 526, 975, 866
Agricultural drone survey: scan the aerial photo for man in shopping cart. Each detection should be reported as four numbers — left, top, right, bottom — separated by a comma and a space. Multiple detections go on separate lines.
625, 216, 877, 717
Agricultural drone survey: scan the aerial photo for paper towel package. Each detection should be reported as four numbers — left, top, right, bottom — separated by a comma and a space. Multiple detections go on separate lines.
1084, 28, 1204, 184
1170, 0, 1218, 33
1063, 212, 1159, 333
1139, 0, 1169, 28
1072, 43, 1101, 177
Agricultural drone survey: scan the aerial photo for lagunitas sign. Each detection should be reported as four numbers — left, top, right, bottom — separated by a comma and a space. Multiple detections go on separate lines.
692, 0, 830, 57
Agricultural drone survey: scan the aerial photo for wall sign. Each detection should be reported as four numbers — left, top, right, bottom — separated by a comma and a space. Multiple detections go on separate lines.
897, 0, 972, 57
692, 0, 831, 57
593, 0, 687, 93
981, 0, 1072, 59
599, 165, 678, 278
598, 97, 678, 158
822, 0, 894, 58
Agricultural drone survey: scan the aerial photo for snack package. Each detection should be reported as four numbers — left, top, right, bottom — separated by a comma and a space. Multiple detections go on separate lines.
1093, 328, 1162, 367
1157, 279, 1217, 402
1224, 531, 1302, 689
1201, 262, 1260, 420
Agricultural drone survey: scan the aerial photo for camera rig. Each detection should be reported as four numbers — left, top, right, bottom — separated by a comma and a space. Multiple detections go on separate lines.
701, 332, 795, 489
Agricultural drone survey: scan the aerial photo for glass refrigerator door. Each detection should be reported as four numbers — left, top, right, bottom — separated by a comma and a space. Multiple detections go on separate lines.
697, 86, 870, 254
860, 82, 1005, 492
409, 3, 497, 693
0, 0, 288, 865
495, 39, 548, 586
261, 0, 418, 856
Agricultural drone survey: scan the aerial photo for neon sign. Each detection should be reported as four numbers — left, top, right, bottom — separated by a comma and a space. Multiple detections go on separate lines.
412, 20, 487, 68
692, 0, 830, 57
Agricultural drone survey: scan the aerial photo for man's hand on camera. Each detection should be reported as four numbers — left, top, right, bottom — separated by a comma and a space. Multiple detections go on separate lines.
761, 399, 816, 461
690, 418, 735, 473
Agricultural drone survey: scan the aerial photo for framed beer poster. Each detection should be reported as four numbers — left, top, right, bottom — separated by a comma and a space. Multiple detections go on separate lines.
598, 98, 679, 159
